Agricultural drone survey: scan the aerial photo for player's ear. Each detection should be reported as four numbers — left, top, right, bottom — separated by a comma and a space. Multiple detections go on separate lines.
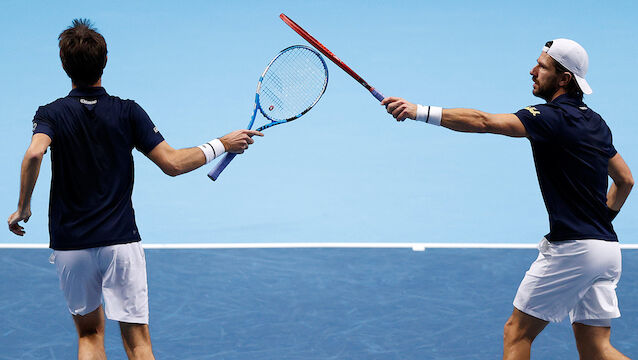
559, 72, 572, 88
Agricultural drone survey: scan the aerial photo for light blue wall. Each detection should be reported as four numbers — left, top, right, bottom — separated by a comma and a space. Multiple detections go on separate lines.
2, 0, 636, 244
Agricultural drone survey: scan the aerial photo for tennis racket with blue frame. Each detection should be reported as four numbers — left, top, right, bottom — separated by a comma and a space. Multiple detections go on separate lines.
208, 45, 329, 181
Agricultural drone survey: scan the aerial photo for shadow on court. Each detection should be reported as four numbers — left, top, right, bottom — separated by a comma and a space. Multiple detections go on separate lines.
1, 248, 636, 359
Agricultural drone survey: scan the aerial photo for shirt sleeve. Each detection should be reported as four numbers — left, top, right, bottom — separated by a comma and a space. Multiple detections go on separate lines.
32, 106, 55, 140
129, 101, 165, 154
606, 131, 617, 158
514, 104, 557, 142
608, 143, 618, 158
599, 117, 618, 158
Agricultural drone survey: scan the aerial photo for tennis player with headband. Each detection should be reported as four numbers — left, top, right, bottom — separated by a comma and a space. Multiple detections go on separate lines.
382, 39, 633, 359
7, 19, 262, 359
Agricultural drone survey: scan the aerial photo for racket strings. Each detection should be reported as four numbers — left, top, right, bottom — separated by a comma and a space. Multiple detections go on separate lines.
259, 47, 327, 121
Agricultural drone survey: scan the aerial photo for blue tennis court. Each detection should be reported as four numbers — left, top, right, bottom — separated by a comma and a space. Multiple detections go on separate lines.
2, 247, 636, 359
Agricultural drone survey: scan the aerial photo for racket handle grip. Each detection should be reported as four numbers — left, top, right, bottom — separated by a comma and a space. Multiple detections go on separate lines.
370, 88, 385, 102
207, 153, 238, 181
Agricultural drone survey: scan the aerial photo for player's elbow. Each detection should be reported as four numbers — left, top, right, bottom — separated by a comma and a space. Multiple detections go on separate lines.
154, 148, 186, 177
25, 148, 45, 162
162, 164, 182, 177
163, 168, 179, 177
622, 174, 634, 190
617, 168, 634, 190
157, 158, 179, 177
475, 112, 493, 133
162, 160, 191, 177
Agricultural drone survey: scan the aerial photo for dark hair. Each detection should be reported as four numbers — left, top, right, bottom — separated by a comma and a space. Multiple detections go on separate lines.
544, 41, 583, 100
58, 19, 107, 88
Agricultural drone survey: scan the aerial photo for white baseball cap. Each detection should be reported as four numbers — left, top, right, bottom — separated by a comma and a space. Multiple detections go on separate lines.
542, 38, 592, 95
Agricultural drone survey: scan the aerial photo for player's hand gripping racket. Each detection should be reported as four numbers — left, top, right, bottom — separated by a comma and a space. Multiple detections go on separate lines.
280, 13, 384, 102
208, 45, 328, 181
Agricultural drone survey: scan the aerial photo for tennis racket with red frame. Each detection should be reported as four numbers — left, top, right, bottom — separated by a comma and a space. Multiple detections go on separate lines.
280, 13, 385, 102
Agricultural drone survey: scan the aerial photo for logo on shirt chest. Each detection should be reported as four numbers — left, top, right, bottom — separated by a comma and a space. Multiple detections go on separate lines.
524, 106, 541, 117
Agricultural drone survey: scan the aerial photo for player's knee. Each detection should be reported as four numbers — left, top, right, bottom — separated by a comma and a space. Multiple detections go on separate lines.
128, 346, 155, 360
77, 325, 105, 339
576, 344, 617, 360
74, 317, 105, 339
503, 317, 516, 343
574, 332, 611, 359
503, 316, 531, 344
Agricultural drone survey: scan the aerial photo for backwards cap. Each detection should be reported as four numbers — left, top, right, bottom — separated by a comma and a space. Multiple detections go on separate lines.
543, 38, 592, 95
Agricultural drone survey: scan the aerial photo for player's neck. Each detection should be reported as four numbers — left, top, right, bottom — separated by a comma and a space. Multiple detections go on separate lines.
71, 79, 102, 89
549, 87, 567, 102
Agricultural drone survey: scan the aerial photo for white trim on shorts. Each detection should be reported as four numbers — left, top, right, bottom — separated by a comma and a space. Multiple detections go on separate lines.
513, 238, 621, 325
52, 241, 149, 324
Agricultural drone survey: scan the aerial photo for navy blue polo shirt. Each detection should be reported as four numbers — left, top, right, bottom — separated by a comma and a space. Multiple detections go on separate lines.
32, 87, 164, 250
515, 94, 617, 242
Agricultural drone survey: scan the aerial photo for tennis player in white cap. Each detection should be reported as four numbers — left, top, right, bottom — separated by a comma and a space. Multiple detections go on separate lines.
382, 39, 633, 359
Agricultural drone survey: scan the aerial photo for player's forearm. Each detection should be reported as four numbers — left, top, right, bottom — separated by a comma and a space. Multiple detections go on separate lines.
166, 138, 228, 176
607, 154, 634, 212
17, 151, 44, 211
382, 98, 526, 137
607, 181, 633, 212
165, 147, 209, 176
149, 138, 230, 177
441, 108, 492, 133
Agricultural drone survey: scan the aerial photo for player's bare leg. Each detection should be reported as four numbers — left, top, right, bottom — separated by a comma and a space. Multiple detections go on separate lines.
72, 306, 106, 360
503, 308, 548, 360
120, 322, 155, 360
572, 322, 630, 360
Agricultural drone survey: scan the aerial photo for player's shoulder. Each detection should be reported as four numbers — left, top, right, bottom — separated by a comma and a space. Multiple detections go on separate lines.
35, 96, 74, 117
516, 102, 558, 120
42, 95, 75, 108
100, 94, 149, 119
107, 94, 144, 109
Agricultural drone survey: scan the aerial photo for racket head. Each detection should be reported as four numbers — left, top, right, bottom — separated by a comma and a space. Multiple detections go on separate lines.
279, 13, 371, 90
256, 45, 328, 123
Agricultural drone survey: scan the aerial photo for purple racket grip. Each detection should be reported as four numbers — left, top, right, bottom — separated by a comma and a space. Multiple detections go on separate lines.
369, 87, 385, 102
208, 153, 238, 181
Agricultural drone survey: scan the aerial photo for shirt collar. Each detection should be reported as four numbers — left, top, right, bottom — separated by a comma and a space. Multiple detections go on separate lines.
550, 93, 583, 106
68, 87, 108, 98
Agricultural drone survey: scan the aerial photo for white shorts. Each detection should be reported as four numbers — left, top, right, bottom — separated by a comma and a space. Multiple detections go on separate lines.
51, 242, 149, 324
513, 238, 621, 325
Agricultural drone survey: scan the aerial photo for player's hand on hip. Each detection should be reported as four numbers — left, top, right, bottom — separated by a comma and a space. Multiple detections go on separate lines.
8, 208, 31, 236
381, 97, 417, 122
220, 129, 264, 154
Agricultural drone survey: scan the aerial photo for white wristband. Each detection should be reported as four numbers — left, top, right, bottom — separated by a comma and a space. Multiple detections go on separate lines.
198, 138, 226, 164
416, 104, 443, 126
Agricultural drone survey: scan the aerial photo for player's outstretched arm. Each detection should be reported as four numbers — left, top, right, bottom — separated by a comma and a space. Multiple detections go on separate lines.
8, 133, 51, 236
381, 97, 527, 138
607, 153, 634, 218
146, 129, 263, 177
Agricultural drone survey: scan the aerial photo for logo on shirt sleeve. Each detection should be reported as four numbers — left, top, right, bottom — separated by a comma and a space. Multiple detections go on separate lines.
32, 121, 37, 131
153, 126, 159, 134
524, 106, 541, 117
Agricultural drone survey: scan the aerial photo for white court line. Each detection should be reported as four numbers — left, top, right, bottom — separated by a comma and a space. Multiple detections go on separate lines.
141, 243, 540, 250
2, 243, 638, 250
